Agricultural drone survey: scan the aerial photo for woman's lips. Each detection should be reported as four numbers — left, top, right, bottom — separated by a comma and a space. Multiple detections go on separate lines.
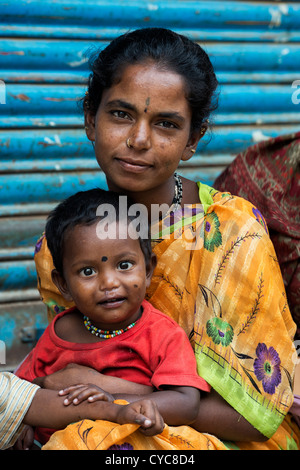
116, 158, 152, 173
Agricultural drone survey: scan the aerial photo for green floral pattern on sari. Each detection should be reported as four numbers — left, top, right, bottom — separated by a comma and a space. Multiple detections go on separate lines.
203, 212, 222, 252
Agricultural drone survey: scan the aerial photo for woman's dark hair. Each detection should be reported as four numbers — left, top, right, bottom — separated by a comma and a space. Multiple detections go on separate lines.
45, 188, 152, 275
83, 28, 218, 133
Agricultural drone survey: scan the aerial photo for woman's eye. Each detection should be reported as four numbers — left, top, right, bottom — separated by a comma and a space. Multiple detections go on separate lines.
157, 121, 177, 129
112, 110, 130, 120
80, 267, 96, 277
118, 261, 133, 271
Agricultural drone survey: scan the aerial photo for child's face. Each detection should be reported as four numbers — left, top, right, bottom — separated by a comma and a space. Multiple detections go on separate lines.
85, 62, 200, 195
55, 221, 153, 330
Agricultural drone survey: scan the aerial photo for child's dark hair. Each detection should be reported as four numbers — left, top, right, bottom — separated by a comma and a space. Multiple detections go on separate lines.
83, 27, 218, 133
45, 188, 152, 275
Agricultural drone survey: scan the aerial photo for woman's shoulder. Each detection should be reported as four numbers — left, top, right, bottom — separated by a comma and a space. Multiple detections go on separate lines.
198, 181, 253, 210
198, 182, 268, 234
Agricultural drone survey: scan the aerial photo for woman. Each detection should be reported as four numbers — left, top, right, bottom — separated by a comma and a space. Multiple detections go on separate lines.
34, 28, 299, 450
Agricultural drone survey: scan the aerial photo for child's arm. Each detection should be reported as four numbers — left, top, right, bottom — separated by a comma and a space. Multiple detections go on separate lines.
114, 386, 201, 426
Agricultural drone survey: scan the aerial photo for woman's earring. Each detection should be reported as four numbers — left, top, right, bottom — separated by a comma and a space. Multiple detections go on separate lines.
200, 120, 209, 136
84, 91, 90, 110
190, 148, 196, 154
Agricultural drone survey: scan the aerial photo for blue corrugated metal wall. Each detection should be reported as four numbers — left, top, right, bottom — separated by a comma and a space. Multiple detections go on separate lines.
0, 0, 300, 370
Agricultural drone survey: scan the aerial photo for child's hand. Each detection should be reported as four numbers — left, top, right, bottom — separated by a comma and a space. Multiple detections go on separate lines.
117, 399, 164, 437
58, 383, 114, 405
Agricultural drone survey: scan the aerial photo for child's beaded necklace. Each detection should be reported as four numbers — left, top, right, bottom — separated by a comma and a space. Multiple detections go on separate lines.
83, 316, 137, 339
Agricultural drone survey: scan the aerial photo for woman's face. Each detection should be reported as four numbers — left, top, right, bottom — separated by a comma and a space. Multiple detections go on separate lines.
85, 62, 200, 196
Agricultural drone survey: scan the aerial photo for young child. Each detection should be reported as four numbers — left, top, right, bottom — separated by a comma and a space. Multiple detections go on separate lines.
16, 188, 210, 446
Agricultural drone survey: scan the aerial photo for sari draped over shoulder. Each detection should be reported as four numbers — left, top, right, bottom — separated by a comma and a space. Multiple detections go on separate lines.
34, 184, 300, 450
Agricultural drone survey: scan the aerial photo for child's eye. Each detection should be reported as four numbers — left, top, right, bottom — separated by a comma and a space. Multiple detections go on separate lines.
118, 261, 133, 271
80, 267, 96, 277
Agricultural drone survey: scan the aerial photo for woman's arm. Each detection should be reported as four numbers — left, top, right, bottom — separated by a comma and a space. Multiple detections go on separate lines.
192, 389, 268, 442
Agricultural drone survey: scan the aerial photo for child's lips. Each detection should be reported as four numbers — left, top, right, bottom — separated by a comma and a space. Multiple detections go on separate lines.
98, 296, 126, 308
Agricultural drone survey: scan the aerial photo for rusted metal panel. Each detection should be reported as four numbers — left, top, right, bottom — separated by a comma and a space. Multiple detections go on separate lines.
0, 301, 48, 371
0, 1, 300, 42
0, 260, 37, 291
0, 216, 46, 256
0, 83, 299, 128
1, 40, 300, 84
1, 124, 299, 173
0, 0, 299, 369
0, 171, 106, 205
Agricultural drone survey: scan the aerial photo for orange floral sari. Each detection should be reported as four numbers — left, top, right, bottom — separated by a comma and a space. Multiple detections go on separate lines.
35, 184, 300, 450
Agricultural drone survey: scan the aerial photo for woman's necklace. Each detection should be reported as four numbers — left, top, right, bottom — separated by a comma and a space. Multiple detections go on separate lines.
173, 172, 183, 210
83, 315, 137, 339
155, 172, 183, 225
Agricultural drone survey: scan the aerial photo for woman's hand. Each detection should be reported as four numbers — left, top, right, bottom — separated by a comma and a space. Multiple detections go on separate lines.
35, 363, 153, 396
58, 383, 114, 405
33, 363, 100, 390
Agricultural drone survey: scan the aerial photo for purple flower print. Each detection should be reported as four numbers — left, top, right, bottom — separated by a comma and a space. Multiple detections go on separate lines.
252, 208, 268, 233
108, 443, 134, 450
34, 234, 45, 255
253, 343, 281, 395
